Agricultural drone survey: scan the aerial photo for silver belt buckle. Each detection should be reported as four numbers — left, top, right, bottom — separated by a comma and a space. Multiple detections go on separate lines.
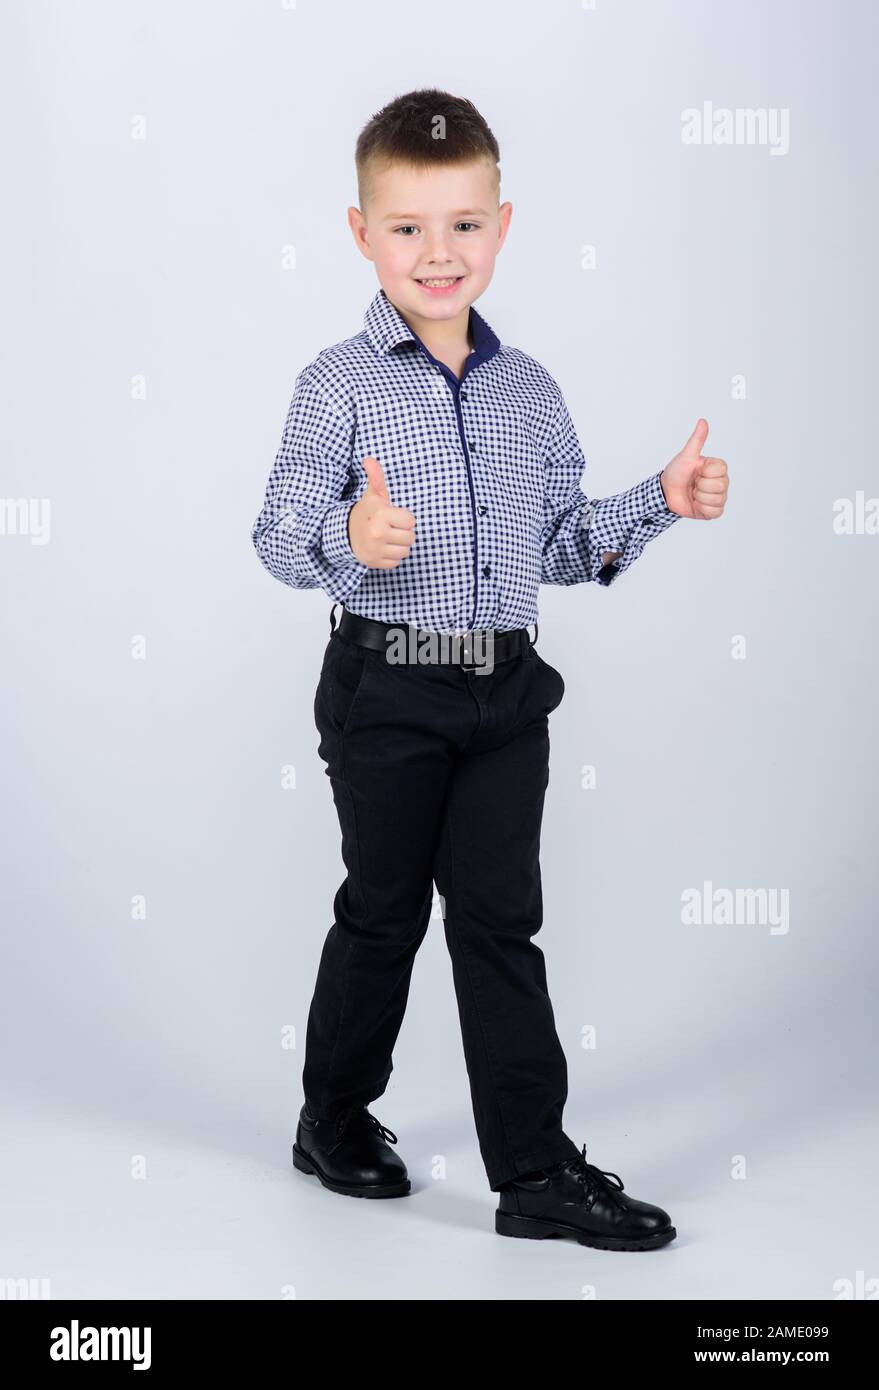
460, 630, 475, 667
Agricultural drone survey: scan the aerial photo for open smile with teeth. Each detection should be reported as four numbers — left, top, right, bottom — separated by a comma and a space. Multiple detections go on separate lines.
417, 276, 464, 286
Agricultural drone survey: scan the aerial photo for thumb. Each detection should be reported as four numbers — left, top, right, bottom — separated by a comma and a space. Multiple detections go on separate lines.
682, 418, 709, 458
363, 455, 389, 502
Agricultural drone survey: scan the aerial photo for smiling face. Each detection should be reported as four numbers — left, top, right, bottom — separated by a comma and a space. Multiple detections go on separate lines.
348, 158, 512, 336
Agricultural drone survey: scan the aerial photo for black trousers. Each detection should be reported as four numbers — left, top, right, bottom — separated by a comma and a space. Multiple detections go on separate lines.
302, 613, 582, 1191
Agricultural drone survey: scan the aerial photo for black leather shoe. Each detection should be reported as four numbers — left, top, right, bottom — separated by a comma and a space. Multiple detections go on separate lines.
292, 1104, 410, 1198
495, 1144, 676, 1250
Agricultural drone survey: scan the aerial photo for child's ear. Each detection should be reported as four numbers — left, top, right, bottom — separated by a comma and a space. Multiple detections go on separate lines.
496, 201, 513, 248
347, 207, 373, 261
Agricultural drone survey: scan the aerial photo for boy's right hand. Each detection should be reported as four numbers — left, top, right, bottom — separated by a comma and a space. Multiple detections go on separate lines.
348, 456, 417, 569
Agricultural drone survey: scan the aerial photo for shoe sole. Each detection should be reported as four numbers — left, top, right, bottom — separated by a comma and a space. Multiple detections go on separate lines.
292, 1142, 411, 1199
495, 1210, 676, 1250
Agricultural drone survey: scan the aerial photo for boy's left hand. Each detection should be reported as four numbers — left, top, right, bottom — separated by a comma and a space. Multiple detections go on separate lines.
660, 418, 729, 519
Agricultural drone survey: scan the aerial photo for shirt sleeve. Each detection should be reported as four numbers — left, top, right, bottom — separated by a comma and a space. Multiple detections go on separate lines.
251, 366, 369, 601
539, 391, 681, 587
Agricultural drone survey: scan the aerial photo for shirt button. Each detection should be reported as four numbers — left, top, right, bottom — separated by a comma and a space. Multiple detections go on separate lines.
478, 504, 488, 515
482, 564, 491, 577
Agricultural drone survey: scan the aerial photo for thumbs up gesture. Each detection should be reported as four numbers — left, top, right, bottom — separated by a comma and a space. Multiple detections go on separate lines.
348, 456, 417, 569
660, 419, 729, 520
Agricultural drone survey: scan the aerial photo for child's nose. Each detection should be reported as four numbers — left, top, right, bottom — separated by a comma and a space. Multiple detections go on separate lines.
424, 234, 454, 259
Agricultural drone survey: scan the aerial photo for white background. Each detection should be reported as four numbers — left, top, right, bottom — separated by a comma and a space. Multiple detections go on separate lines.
1, 0, 876, 1299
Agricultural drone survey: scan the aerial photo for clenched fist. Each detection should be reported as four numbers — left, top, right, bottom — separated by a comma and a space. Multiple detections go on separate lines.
348, 456, 417, 569
660, 419, 729, 520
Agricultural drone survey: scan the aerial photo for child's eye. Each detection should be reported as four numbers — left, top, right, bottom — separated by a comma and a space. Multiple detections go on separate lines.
392, 223, 481, 235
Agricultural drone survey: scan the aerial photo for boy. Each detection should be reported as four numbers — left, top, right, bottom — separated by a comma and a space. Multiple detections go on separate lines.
251, 90, 729, 1251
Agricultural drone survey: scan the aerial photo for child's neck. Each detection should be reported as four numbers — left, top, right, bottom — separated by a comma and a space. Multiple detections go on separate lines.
395, 300, 474, 382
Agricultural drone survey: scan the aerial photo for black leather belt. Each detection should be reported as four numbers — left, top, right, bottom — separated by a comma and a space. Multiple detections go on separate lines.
330, 604, 537, 668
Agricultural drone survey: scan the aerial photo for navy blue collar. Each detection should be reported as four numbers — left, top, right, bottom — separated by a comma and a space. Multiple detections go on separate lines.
363, 287, 501, 369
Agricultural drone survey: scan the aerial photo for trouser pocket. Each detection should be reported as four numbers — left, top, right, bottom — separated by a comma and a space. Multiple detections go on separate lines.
526, 648, 565, 713
321, 635, 375, 737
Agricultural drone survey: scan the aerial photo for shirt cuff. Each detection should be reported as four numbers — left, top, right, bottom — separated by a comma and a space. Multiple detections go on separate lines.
623, 470, 680, 527
591, 471, 682, 586
321, 499, 359, 565
646, 469, 680, 522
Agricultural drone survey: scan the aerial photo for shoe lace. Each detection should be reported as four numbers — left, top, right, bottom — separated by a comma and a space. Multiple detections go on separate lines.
566, 1144, 627, 1211
333, 1106, 398, 1145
